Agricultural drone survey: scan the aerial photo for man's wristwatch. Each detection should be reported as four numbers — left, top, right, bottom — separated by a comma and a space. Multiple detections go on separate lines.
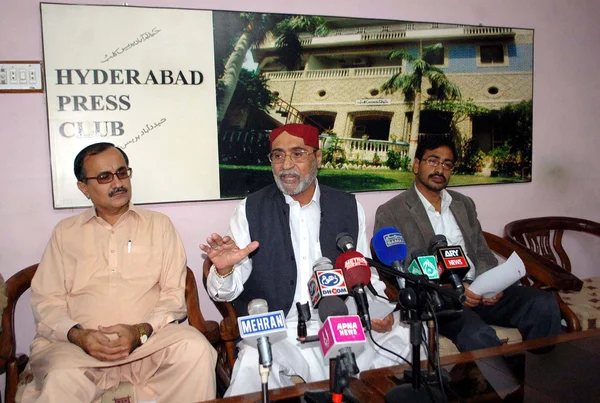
135, 324, 148, 345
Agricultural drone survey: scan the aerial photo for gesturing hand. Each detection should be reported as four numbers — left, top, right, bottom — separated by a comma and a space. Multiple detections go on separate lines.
199, 233, 259, 275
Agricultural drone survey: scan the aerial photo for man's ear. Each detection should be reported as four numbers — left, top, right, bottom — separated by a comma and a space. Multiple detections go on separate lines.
77, 181, 90, 199
412, 158, 420, 175
316, 149, 323, 169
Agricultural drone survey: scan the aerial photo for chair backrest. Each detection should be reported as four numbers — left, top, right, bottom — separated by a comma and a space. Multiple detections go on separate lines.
504, 216, 600, 273
201, 257, 239, 374
184, 267, 220, 344
0, 264, 37, 371
483, 231, 583, 291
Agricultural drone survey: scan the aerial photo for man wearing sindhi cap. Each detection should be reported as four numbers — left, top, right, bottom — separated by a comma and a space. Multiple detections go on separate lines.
201, 124, 411, 396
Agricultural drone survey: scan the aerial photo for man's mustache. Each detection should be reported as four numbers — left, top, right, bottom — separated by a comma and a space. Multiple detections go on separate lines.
109, 187, 128, 197
429, 174, 446, 182
278, 169, 300, 179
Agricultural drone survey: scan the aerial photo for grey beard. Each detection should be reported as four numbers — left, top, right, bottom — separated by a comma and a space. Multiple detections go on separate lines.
273, 163, 318, 196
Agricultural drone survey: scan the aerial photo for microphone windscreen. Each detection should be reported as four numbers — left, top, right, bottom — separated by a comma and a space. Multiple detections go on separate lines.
411, 248, 428, 260
429, 234, 448, 254
336, 251, 371, 289
318, 296, 348, 322
372, 227, 408, 265
336, 232, 355, 252
312, 256, 333, 271
248, 298, 269, 315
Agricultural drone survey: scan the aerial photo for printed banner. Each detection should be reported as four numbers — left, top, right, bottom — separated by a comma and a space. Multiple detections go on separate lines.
42, 4, 219, 207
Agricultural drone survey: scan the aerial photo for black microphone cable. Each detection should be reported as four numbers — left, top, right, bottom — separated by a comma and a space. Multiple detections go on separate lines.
367, 328, 411, 366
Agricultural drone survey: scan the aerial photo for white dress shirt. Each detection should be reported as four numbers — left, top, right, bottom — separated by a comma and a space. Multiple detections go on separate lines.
415, 187, 476, 281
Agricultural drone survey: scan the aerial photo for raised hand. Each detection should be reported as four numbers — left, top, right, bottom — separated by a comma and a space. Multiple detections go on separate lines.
199, 233, 259, 275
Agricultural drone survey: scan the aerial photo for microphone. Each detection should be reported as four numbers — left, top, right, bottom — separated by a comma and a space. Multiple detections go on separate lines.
335, 249, 372, 331
238, 299, 287, 370
371, 227, 409, 275
405, 249, 443, 311
296, 302, 311, 341
406, 249, 440, 280
307, 257, 349, 309
429, 235, 470, 294
336, 232, 356, 252
317, 296, 366, 361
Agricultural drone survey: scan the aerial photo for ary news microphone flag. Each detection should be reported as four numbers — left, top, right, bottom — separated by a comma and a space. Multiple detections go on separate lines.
371, 227, 409, 272
308, 257, 349, 309
317, 296, 366, 361
238, 299, 287, 368
429, 235, 470, 293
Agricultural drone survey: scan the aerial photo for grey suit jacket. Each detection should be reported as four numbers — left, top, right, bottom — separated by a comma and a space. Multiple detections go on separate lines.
374, 185, 498, 277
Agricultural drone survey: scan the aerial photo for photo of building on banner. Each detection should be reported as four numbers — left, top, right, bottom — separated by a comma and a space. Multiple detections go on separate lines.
214, 12, 534, 198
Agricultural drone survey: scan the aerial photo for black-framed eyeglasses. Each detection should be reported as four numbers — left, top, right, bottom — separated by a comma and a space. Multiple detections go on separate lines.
268, 149, 316, 164
84, 167, 133, 184
424, 157, 454, 171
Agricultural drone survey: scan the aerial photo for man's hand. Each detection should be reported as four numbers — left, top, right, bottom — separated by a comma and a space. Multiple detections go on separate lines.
199, 233, 259, 275
99, 324, 144, 355
482, 291, 503, 306
371, 312, 394, 333
68, 325, 132, 362
463, 283, 483, 308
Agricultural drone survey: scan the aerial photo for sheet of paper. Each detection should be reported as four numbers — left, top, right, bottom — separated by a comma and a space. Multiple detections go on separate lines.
469, 252, 526, 298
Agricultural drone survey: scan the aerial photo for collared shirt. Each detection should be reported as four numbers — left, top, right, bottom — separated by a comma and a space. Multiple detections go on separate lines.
31, 204, 188, 342
206, 180, 391, 322
415, 187, 476, 280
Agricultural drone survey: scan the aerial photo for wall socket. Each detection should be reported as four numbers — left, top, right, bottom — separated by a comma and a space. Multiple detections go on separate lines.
0, 61, 44, 92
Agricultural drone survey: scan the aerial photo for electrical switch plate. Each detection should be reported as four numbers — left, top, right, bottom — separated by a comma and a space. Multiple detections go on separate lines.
0, 61, 44, 93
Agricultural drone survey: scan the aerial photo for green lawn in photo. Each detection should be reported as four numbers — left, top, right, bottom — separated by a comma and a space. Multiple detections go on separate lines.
219, 165, 528, 199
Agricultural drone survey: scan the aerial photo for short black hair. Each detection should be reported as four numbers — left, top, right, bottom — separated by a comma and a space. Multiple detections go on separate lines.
414, 134, 458, 162
74, 142, 129, 182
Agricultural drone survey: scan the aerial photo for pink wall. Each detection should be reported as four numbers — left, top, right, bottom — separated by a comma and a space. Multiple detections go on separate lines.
2, 0, 600, 376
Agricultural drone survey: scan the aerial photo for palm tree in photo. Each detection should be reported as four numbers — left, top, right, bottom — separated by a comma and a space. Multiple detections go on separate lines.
381, 43, 461, 161
217, 13, 328, 124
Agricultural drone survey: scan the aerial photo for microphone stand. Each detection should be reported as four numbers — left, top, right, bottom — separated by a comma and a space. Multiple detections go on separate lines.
257, 337, 272, 403
304, 349, 360, 403
366, 258, 456, 403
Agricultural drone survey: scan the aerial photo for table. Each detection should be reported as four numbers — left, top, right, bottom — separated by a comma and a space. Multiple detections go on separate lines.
204, 328, 600, 403
361, 327, 600, 402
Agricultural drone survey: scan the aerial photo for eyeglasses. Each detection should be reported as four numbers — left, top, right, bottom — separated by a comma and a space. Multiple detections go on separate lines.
423, 157, 454, 171
84, 167, 133, 184
268, 149, 316, 164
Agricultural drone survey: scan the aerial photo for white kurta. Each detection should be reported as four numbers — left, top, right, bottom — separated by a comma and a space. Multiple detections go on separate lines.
207, 181, 412, 396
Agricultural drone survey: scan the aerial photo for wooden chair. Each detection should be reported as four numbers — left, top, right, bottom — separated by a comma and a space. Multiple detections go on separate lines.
504, 216, 600, 331
0, 264, 222, 403
201, 257, 239, 393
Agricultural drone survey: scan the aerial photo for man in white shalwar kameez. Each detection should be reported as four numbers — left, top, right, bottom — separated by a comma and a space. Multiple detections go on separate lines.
201, 124, 412, 396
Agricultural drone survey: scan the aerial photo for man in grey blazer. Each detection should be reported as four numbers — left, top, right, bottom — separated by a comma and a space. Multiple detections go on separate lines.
374, 135, 561, 352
